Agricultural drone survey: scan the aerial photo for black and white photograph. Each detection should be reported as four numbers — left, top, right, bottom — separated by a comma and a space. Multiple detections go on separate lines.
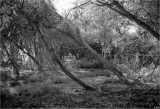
0, 0, 160, 108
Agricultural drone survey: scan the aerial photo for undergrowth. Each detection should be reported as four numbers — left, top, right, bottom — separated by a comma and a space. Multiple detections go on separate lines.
1, 82, 159, 108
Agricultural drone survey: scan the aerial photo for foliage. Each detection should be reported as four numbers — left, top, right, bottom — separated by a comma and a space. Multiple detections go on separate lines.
114, 37, 160, 70
0, 70, 13, 82
28, 74, 45, 83
0, 0, 61, 70
1, 0, 160, 108
1, 81, 159, 108
76, 58, 104, 69
56, 40, 102, 61
139, 66, 160, 83
1, 82, 62, 108
126, 88, 160, 108
89, 42, 102, 54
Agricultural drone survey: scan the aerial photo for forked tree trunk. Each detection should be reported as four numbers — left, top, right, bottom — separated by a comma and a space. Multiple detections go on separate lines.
38, 24, 96, 91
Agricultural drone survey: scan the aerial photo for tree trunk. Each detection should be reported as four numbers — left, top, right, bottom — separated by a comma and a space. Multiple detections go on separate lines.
79, 33, 133, 85
2, 42, 20, 80
3, 37, 44, 72
79, 33, 150, 87
96, 0, 160, 40
38, 24, 96, 91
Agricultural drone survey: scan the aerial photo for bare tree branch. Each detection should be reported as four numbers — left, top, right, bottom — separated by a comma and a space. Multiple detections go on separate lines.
66, 0, 91, 18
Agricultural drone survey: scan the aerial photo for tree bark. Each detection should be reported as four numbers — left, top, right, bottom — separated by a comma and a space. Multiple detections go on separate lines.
38, 24, 96, 91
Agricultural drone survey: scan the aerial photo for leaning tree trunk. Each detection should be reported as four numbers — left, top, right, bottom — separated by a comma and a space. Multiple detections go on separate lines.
79, 34, 132, 85
38, 24, 96, 91
58, 20, 133, 85
60, 19, 147, 87
78, 33, 149, 87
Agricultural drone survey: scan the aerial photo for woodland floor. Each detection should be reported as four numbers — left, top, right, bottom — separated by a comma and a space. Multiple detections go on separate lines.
1, 59, 160, 108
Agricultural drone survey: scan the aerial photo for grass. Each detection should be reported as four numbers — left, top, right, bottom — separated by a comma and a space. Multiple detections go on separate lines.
1, 61, 160, 108
1, 80, 159, 108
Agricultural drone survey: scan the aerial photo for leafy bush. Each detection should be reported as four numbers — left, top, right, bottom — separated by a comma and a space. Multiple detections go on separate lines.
1, 82, 62, 108
54, 79, 64, 84
0, 71, 13, 82
115, 37, 159, 71
0, 88, 13, 108
89, 42, 102, 54
139, 66, 160, 83
126, 88, 160, 108
76, 59, 104, 69
28, 74, 45, 83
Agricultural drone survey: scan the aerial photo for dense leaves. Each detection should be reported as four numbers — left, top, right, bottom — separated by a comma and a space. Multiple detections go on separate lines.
127, 88, 160, 108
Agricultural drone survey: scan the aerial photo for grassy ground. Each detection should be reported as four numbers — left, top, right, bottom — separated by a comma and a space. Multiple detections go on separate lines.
1, 59, 160, 108
1, 80, 159, 108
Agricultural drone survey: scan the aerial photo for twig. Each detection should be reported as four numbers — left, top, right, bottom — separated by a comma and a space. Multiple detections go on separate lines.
66, 0, 91, 18
150, 55, 160, 77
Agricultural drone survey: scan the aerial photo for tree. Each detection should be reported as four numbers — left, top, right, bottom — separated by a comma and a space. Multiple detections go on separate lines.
1, 40, 20, 80
93, 0, 160, 40
59, 0, 156, 87
0, 0, 95, 90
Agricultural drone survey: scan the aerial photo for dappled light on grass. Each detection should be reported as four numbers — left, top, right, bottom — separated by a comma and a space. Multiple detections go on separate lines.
1, 57, 160, 108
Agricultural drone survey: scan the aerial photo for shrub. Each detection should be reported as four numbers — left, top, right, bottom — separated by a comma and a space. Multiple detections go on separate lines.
126, 88, 160, 108
1, 82, 62, 108
28, 74, 45, 83
76, 59, 104, 69
0, 71, 13, 82
54, 79, 64, 84
0, 88, 13, 108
